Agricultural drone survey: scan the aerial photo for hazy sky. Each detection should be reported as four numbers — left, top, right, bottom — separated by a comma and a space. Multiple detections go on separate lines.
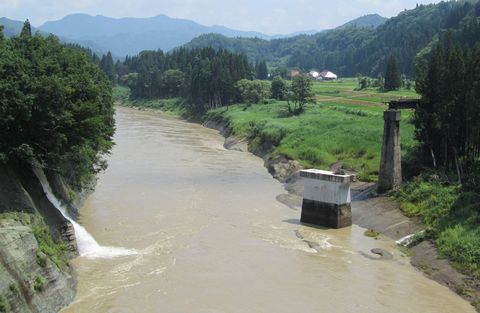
2, 0, 442, 34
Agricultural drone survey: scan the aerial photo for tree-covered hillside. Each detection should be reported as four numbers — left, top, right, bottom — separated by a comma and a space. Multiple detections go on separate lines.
0, 22, 115, 189
185, 1, 480, 77
336, 14, 387, 29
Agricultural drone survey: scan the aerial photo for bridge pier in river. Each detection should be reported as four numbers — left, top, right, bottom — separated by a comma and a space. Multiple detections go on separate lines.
300, 169, 355, 228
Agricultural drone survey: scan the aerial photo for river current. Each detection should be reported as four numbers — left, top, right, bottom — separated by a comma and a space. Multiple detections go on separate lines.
61, 106, 474, 313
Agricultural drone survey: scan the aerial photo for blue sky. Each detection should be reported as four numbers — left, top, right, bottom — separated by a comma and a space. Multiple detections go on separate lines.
2, 0, 442, 34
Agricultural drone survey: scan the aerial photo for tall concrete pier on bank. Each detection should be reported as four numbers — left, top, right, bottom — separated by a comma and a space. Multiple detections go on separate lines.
377, 109, 402, 193
300, 169, 355, 229
377, 100, 418, 193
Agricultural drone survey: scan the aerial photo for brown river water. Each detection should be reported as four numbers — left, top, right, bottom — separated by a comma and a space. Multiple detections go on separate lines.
61, 106, 474, 313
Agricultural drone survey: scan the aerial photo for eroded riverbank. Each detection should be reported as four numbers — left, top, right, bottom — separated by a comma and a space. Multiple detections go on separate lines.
61, 107, 475, 312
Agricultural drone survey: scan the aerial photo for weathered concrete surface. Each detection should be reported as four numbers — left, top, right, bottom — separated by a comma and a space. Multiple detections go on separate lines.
378, 110, 402, 193
411, 241, 480, 312
351, 183, 424, 240
12, 165, 77, 256
0, 222, 76, 313
300, 170, 354, 228
301, 200, 352, 228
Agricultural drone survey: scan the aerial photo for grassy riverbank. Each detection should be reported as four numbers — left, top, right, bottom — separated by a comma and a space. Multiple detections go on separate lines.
115, 80, 418, 181
207, 78, 418, 181
395, 176, 480, 278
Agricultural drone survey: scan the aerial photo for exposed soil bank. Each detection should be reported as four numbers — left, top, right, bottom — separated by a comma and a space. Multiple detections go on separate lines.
202, 117, 480, 312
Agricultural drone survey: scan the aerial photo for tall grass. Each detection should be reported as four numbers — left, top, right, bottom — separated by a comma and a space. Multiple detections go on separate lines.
395, 176, 480, 277
207, 100, 416, 181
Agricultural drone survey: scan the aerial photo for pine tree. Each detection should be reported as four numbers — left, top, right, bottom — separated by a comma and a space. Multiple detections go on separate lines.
384, 56, 401, 91
256, 61, 268, 80
20, 19, 32, 38
100, 52, 115, 82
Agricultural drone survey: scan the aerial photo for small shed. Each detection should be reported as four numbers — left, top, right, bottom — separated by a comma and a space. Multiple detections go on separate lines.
318, 70, 338, 80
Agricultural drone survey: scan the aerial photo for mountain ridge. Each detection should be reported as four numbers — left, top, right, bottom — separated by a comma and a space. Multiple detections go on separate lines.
37, 13, 276, 56
1, 12, 387, 59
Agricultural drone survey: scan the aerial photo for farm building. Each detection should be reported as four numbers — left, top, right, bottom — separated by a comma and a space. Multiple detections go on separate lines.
318, 70, 338, 80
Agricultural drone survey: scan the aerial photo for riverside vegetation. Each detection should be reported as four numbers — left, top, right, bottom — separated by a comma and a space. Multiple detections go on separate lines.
0, 21, 115, 312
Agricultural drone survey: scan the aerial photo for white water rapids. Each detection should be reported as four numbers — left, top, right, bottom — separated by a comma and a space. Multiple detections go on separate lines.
33, 166, 137, 259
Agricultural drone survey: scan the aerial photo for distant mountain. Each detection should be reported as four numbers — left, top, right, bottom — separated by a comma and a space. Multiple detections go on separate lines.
38, 14, 277, 57
337, 14, 387, 29
184, 1, 480, 77
184, 14, 387, 64
0, 17, 110, 57
0, 17, 45, 37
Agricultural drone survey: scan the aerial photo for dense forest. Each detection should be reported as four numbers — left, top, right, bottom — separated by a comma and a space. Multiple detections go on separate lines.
185, 1, 480, 77
0, 22, 115, 189
414, 10, 480, 191
119, 47, 252, 112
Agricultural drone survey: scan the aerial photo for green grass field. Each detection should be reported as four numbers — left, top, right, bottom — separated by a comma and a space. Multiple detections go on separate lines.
207, 79, 418, 181
312, 78, 419, 105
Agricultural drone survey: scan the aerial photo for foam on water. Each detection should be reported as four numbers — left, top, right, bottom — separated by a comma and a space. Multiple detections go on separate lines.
33, 166, 137, 259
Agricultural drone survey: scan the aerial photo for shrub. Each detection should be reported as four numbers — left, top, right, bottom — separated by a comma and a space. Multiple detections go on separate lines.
34, 276, 46, 292
0, 295, 8, 312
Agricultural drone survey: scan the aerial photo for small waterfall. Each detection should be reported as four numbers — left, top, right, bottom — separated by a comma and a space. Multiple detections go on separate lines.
33, 167, 137, 259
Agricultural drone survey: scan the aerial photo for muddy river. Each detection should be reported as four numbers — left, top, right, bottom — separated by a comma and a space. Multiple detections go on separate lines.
61, 106, 474, 313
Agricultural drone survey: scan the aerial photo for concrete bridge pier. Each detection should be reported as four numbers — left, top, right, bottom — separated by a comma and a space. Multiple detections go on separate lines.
300, 169, 355, 229
377, 110, 402, 193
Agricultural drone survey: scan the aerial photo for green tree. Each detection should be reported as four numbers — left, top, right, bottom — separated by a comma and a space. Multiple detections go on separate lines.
162, 69, 185, 97
20, 19, 32, 38
235, 79, 271, 104
0, 33, 114, 189
255, 61, 268, 80
384, 56, 401, 91
414, 36, 480, 188
100, 51, 115, 82
271, 76, 287, 100
288, 74, 315, 114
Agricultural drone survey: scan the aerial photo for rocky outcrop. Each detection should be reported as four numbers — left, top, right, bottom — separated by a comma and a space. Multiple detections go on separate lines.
0, 163, 77, 313
0, 221, 75, 313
